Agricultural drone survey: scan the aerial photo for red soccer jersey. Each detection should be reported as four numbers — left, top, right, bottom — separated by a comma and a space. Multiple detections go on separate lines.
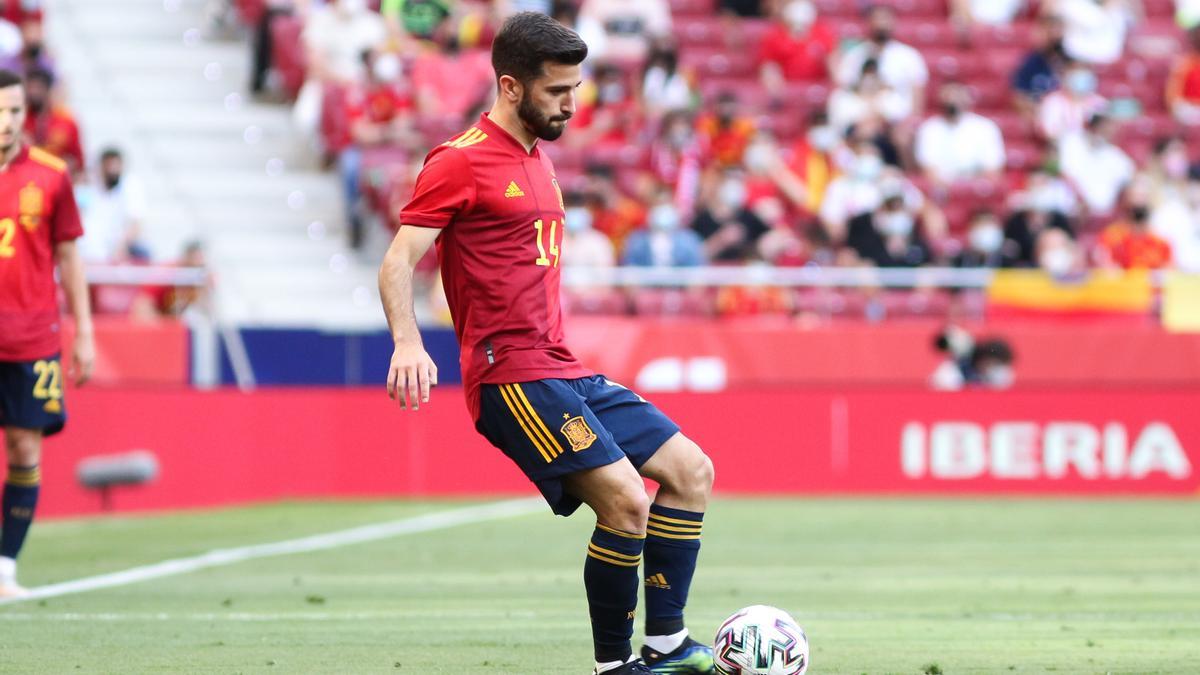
400, 113, 592, 419
0, 145, 84, 361
24, 107, 84, 173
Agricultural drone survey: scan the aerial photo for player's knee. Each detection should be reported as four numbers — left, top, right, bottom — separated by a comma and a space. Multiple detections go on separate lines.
604, 485, 650, 534
4, 432, 41, 466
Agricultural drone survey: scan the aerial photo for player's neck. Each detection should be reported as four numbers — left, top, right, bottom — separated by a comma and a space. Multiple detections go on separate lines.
486, 104, 537, 154
0, 141, 21, 171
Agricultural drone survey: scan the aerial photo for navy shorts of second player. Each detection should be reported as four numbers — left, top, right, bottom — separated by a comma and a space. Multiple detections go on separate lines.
475, 374, 680, 516
0, 355, 67, 436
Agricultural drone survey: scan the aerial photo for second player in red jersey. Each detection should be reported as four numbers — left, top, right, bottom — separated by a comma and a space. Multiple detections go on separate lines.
399, 111, 591, 419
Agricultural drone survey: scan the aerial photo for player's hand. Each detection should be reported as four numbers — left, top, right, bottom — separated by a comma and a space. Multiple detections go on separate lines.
386, 341, 438, 411
72, 332, 95, 387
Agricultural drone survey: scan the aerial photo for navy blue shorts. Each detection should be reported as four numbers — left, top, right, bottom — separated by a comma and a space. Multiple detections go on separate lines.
0, 355, 67, 437
476, 374, 681, 516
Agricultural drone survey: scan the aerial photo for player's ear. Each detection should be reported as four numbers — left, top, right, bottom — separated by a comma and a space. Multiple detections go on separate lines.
498, 74, 523, 104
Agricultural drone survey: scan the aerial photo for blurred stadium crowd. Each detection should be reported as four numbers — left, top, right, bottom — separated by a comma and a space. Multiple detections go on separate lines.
238, 0, 1200, 284
1, 0, 210, 318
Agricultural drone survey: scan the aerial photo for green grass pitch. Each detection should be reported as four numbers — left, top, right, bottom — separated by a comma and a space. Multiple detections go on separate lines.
0, 498, 1197, 674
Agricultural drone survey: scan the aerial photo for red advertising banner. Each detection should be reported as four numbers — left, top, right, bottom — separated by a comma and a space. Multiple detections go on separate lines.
564, 317, 1200, 388
40, 387, 1197, 517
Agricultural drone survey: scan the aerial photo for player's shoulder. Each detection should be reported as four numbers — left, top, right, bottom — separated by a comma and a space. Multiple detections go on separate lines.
25, 147, 69, 175
440, 125, 494, 153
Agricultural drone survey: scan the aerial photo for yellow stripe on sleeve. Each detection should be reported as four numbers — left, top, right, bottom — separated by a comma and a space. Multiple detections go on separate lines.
498, 385, 554, 463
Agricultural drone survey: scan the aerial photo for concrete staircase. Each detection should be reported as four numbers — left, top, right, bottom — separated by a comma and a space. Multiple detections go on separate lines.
45, 0, 387, 327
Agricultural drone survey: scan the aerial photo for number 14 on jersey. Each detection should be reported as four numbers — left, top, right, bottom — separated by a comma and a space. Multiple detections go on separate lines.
533, 218, 561, 268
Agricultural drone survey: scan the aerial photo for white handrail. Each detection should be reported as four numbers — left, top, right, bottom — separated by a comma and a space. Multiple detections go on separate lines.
560, 266, 997, 288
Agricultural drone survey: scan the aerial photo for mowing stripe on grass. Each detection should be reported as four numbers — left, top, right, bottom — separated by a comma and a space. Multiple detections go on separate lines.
0, 498, 544, 606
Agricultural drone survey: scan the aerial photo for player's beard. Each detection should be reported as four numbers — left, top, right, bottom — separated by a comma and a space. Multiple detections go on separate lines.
517, 92, 570, 142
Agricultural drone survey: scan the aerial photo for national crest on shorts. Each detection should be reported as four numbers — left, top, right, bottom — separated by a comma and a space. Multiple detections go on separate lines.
560, 415, 597, 452
19, 182, 43, 231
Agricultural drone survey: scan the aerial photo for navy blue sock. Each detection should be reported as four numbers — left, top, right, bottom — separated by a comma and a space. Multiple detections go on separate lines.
643, 503, 704, 637
1, 465, 40, 560
584, 524, 646, 663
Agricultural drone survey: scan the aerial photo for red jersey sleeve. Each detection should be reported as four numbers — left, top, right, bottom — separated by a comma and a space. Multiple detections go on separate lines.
51, 175, 84, 244
399, 146, 476, 229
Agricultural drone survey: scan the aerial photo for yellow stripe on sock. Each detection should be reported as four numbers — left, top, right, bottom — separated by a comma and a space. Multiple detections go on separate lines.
587, 549, 641, 567
503, 384, 561, 459
588, 543, 641, 562
645, 520, 702, 534
6, 467, 40, 487
647, 513, 703, 527
498, 385, 554, 463
646, 527, 701, 541
511, 384, 565, 457
596, 523, 647, 540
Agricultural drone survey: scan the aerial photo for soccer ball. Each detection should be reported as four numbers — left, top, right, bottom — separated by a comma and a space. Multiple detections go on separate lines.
713, 605, 808, 675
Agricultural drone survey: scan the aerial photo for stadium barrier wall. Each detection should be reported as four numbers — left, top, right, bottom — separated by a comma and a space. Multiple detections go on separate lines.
212, 319, 1200, 388
41, 387, 1198, 517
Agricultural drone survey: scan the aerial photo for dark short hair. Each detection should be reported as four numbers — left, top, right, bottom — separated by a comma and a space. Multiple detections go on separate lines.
100, 147, 123, 162
491, 11, 587, 86
0, 68, 21, 89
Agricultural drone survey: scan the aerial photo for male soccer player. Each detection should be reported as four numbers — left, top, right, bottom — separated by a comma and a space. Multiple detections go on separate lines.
378, 13, 716, 675
0, 68, 94, 596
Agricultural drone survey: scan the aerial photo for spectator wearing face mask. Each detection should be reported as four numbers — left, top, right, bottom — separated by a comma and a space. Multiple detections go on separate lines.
570, 62, 640, 149
827, 59, 912, 134
930, 328, 1016, 391
1140, 137, 1192, 205
1167, 26, 1200, 125
691, 172, 770, 262
1004, 173, 1077, 266
782, 112, 837, 214
562, 195, 616, 269
1036, 226, 1085, 276
623, 197, 706, 267
77, 147, 149, 264
1050, 0, 1138, 65
914, 82, 1006, 186
648, 111, 704, 216
836, 4, 929, 116
1097, 188, 1174, 269
820, 140, 928, 242
339, 49, 417, 249
953, 209, 1015, 268
22, 67, 83, 175
758, 0, 836, 90
1060, 113, 1134, 215
845, 192, 934, 267
1012, 14, 1069, 113
696, 91, 757, 168
1038, 61, 1107, 139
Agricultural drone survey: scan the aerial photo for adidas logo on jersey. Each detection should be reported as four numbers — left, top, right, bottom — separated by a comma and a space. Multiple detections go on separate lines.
504, 181, 525, 198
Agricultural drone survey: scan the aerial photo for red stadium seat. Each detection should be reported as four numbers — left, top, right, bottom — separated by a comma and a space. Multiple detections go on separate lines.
814, 0, 861, 18
564, 290, 629, 316
970, 21, 1035, 50
675, 16, 725, 48
632, 289, 712, 317
668, 0, 716, 18
235, 0, 267, 26
680, 48, 758, 79
866, 0, 948, 18
319, 84, 351, 155
269, 14, 306, 99
894, 20, 958, 48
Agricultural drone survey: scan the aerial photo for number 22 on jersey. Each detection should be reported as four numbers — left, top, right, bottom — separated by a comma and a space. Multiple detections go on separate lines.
533, 218, 560, 268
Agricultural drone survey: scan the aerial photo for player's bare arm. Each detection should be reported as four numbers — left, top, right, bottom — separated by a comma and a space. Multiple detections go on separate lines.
55, 240, 94, 386
379, 224, 440, 410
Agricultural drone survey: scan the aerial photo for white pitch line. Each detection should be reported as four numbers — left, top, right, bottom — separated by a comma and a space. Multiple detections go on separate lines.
0, 497, 544, 606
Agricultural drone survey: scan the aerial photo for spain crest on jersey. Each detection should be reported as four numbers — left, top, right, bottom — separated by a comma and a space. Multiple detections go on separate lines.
19, 182, 43, 232
560, 415, 597, 452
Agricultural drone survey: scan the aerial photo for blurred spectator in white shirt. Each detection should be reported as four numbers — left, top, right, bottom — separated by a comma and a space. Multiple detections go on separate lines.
827, 58, 911, 133
579, 0, 671, 64
951, 0, 1025, 26
641, 40, 695, 118
1152, 178, 1200, 271
77, 148, 150, 263
915, 82, 1006, 185
1059, 114, 1134, 215
293, 0, 387, 136
1038, 62, 1107, 139
1051, 0, 1137, 65
820, 140, 928, 242
836, 5, 929, 115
